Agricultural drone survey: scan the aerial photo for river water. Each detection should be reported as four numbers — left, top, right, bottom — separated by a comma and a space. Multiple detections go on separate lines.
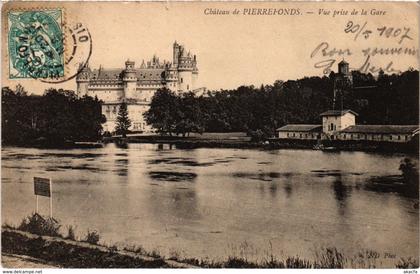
1, 144, 418, 265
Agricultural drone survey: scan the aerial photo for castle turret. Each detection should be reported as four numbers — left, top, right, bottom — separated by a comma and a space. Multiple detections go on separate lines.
333, 60, 353, 110
173, 41, 180, 66
164, 63, 178, 92
176, 44, 194, 92
76, 63, 91, 97
192, 55, 198, 90
123, 60, 137, 100
338, 59, 352, 82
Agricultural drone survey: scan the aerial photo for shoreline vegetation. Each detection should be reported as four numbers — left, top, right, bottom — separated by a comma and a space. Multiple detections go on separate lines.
2, 69, 418, 150
2, 132, 418, 154
2, 214, 418, 269
110, 134, 419, 153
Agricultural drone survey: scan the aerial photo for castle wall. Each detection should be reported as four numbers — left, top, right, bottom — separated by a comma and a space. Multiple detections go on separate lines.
77, 82, 89, 97
127, 104, 152, 132
178, 70, 192, 92
88, 87, 124, 101
77, 42, 198, 133
102, 103, 152, 133
126, 86, 163, 102
192, 73, 198, 91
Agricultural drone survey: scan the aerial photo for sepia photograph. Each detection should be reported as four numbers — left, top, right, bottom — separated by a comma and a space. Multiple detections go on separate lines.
1, 1, 419, 271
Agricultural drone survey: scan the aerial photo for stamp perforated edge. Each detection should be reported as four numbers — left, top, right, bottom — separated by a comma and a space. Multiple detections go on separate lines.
4, 5, 69, 80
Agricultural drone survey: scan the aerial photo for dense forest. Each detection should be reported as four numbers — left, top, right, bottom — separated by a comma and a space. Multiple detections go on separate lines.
145, 69, 419, 138
2, 86, 105, 146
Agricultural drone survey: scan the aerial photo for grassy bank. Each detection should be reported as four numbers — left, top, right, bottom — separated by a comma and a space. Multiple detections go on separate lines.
2, 214, 419, 268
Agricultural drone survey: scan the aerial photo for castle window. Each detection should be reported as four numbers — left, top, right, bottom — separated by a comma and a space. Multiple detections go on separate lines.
187, 85, 189, 90
397, 135, 401, 140
181, 78, 183, 83
405, 135, 408, 141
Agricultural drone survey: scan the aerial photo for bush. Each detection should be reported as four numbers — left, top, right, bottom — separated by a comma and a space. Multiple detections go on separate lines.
396, 257, 419, 268
66, 225, 76, 240
399, 158, 419, 197
314, 247, 345, 268
248, 129, 265, 142
18, 213, 61, 237
85, 230, 100, 244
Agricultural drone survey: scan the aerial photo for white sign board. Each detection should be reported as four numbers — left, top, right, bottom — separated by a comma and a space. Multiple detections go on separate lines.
33, 177, 53, 217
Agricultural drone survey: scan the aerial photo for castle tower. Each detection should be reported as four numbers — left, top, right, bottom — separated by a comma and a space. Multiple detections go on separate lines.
123, 60, 137, 100
76, 63, 91, 97
192, 55, 198, 90
333, 60, 353, 110
176, 45, 193, 92
164, 63, 179, 92
338, 59, 352, 82
173, 41, 180, 66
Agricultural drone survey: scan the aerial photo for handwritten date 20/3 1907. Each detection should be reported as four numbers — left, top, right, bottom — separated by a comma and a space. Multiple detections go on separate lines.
310, 20, 417, 75
344, 20, 413, 44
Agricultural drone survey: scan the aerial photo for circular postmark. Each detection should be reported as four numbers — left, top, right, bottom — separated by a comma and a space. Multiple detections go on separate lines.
40, 22, 92, 84
8, 10, 65, 79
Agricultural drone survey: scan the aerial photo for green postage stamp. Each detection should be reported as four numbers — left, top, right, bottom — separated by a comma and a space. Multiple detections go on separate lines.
8, 9, 64, 79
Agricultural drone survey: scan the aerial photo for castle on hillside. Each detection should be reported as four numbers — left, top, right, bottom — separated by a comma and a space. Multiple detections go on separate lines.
76, 41, 199, 133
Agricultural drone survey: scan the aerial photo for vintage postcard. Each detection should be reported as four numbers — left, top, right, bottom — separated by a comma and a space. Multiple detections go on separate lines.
1, 1, 419, 271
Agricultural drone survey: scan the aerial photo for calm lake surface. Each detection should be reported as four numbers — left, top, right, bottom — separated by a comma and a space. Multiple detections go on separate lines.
2, 144, 418, 264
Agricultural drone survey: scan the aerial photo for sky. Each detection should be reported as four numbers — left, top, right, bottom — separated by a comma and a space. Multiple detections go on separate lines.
2, 1, 419, 94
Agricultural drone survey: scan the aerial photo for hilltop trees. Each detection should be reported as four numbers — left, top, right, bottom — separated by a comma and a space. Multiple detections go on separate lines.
145, 70, 419, 139
115, 101, 131, 137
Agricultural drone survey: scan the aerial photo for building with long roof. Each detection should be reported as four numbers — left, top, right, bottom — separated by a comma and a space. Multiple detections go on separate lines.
276, 62, 419, 144
76, 41, 199, 133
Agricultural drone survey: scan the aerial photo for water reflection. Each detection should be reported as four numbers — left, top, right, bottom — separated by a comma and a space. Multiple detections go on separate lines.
1, 145, 418, 263
170, 189, 200, 220
332, 174, 352, 216
147, 185, 200, 222
149, 171, 197, 182
283, 181, 293, 198
269, 182, 278, 198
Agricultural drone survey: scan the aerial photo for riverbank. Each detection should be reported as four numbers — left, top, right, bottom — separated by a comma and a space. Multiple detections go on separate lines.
2, 131, 418, 153
2, 214, 419, 269
2, 253, 58, 268
106, 134, 418, 153
1, 228, 193, 268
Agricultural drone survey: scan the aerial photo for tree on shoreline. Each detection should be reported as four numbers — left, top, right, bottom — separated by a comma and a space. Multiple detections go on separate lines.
144, 88, 179, 136
115, 101, 131, 138
1, 87, 105, 146
144, 69, 418, 138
